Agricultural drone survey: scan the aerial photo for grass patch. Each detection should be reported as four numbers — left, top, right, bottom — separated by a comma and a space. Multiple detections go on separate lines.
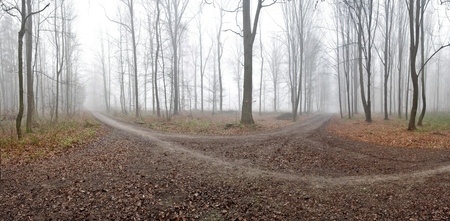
112, 111, 294, 136
418, 114, 450, 133
0, 113, 102, 165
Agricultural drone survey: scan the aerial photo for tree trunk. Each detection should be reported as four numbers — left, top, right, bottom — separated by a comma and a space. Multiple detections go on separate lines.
16, 0, 27, 140
240, 0, 257, 124
336, 20, 343, 119
55, 0, 65, 123
154, 0, 161, 117
217, 8, 224, 113
25, 0, 34, 133
417, 2, 426, 126
200, 31, 204, 113
129, 0, 139, 117
383, 0, 391, 120
407, 0, 421, 131
398, 4, 404, 118
259, 23, 263, 116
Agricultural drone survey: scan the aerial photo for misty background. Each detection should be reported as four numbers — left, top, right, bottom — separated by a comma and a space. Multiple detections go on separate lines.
1, 0, 450, 122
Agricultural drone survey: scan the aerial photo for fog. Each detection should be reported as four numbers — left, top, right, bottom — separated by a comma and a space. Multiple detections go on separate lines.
1, 0, 450, 122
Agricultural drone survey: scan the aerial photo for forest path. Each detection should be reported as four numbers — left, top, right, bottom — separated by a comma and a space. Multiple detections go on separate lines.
91, 112, 450, 187
2, 112, 450, 219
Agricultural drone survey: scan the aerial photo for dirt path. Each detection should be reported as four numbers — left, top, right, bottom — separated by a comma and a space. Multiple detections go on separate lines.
93, 112, 450, 187
1, 112, 450, 220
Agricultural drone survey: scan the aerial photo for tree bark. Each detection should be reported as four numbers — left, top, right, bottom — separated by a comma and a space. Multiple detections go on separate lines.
217, 7, 224, 113
154, 0, 161, 117
16, 0, 27, 140
128, 0, 139, 117
259, 23, 263, 116
25, 0, 34, 133
407, 0, 421, 131
417, 0, 426, 126
240, 0, 259, 124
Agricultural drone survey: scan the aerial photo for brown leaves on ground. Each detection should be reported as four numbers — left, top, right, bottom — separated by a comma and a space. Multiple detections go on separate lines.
113, 111, 297, 136
0, 113, 103, 165
328, 114, 450, 149
2, 113, 450, 219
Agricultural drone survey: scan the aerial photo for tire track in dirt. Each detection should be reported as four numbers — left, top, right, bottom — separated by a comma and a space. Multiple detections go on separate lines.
91, 112, 450, 187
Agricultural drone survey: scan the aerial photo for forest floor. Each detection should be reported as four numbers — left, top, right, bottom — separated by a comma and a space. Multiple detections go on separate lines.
1, 111, 450, 220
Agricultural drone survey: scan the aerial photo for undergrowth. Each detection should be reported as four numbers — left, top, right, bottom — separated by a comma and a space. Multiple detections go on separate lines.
0, 113, 101, 165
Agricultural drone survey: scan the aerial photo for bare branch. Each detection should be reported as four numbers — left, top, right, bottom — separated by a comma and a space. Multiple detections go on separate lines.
418, 43, 450, 76
261, 0, 278, 8
1, 1, 21, 20
224, 28, 243, 37
25, 3, 50, 22
101, 4, 131, 31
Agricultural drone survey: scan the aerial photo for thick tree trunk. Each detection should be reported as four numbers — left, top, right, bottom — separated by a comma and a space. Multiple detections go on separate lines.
240, 0, 256, 124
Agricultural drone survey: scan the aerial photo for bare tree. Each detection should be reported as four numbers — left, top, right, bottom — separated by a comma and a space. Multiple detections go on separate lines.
197, 14, 213, 113
241, 0, 276, 124
54, 0, 65, 123
282, 0, 316, 121
381, 0, 394, 120
258, 22, 264, 116
217, 3, 224, 113
154, 0, 162, 117
396, 0, 407, 118
96, 31, 110, 112
417, 1, 428, 126
266, 37, 283, 112
406, 0, 425, 130
231, 36, 243, 111
107, 0, 139, 117
164, 0, 189, 115
25, 0, 33, 132
1, 0, 49, 138
344, 0, 378, 123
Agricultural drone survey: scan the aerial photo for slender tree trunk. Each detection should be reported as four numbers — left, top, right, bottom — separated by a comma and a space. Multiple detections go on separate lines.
16, 0, 27, 140
383, 0, 391, 120
119, 26, 126, 114
407, 0, 421, 131
217, 8, 224, 113
435, 58, 440, 111
259, 23, 263, 116
398, 12, 403, 118
25, 0, 34, 133
154, 0, 161, 117
199, 24, 204, 113
55, 0, 65, 123
128, 0, 139, 117
417, 2, 426, 126
336, 19, 343, 119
